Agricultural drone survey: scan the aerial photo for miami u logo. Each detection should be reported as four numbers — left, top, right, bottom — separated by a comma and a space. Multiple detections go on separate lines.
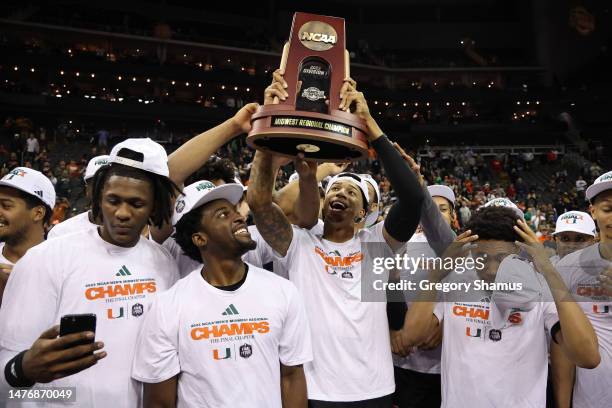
466, 327, 482, 338
213, 348, 231, 360
592, 305, 610, 314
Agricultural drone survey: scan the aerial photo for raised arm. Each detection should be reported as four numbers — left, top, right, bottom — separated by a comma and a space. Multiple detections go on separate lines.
393, 144, 456, 255
274, 163, 345, 228
514, 220, 600, 369
247, 151, 294, 257
341, 90, 425, 250
150, 103, 259, 244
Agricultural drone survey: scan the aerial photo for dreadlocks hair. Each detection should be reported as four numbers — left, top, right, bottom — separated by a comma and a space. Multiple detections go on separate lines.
17, 191, 52, 227
186, 156, 236, 186
464, 206, 524, 243
173, 204, 206, 263
91, 149, 181, 229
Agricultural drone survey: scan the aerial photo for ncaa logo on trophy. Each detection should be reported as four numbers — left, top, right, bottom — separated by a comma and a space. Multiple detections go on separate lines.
247, 12, 369, 162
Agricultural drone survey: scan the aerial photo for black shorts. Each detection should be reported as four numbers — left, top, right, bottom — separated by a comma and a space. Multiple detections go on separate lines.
393, 366, 441, 408
308, 394, 393, 408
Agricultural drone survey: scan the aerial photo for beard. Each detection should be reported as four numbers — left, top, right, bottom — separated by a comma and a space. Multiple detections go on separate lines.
0, 225, 27, 246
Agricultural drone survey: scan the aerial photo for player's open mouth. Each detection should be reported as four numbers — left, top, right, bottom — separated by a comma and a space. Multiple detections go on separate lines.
330, 200, 348, 211
233, 226, 250, 236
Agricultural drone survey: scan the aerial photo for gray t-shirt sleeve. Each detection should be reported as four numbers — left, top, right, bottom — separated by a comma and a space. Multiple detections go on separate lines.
419, 188, 456, 256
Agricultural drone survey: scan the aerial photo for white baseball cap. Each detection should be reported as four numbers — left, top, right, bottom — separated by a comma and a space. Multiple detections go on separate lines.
586, 170, 612, 201
360, 174, 381, 227
0, 167, 56, 208
489, 255, 544, 330
428, 185, 455, 207
84, 155, 110, 181
553, 211, 596, 237
233, 176, 247, 192
172, 180, 244, 226
109, 138, 169, 177
325, 172, 370, 207
483, 197, 524, 219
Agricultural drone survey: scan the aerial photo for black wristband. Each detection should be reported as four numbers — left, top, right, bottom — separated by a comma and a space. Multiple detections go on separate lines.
4, 350, 35, 388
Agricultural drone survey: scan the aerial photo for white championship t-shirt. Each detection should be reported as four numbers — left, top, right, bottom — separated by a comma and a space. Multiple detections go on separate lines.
393, 232, 441, 374
0, 228, 179, 408
132, 264, 312, 408
434, 277, 559, 408
162, 226, 276, 278
556, 244, 612, 408
47, 211, 97, 239
274, 222, 395, 401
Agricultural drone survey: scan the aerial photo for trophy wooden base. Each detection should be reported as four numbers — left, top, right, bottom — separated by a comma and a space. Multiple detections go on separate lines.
247, 105, 369, 162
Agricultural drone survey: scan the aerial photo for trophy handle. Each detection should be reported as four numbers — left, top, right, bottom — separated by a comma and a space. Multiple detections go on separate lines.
344, 50, 350, 79
274, 42, 291, 104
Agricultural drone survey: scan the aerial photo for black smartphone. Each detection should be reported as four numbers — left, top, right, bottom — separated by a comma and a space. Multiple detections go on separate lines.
59, 314, 97, 346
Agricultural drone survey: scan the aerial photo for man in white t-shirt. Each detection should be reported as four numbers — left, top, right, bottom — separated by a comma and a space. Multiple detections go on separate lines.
0, 167, 55, 305
552, 171, 612, 408
391, 184, 456, 408
132, 181, 312, 408
47, 155, 109, 239
0, 138, 181, 407
247, 91, 425, 407
549, 211, 596, 266
399, 205, 600, 408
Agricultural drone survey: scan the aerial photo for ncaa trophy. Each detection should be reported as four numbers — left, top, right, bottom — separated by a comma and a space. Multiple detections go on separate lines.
247, 12, 369, 162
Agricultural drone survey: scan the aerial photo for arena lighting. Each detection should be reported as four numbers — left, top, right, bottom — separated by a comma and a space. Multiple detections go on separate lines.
536, 101, 540, 104
234, 86, 238, 90
118, 97, 124, 101
30, 68, 35, 72
374, 101, 378, 105
67, 49, 72, 53
227, 59, 231, 62
90, 96, 96, 99
75, 72, 80, 77
84, 95, 90, 98
570, 102, 575, 106
13, 66, 18, 71
516, 101, 521, 105
526, 101, 530, 105
66, 90, 70, 94
433, 82, 437, 86
221, 85, 225, 89
56, 94, 62, 98
488, 84, 492, 88
146, 78, 151, 83
118, 76, 122, 80
138, 99, 143, 102
461, 102, 466, 106
197, 63, 203, 67
69, 120, 73, 124
384, 102, 389, 106
60, 70, 64, 75
186, 82, 190, 86
132, 77, 136, 82
414, 102, 418, 107
426, 102, 430, 106
246, 87, 250, 91
445, 102, 450, 106
198, 83, 202, 87
171, 81, 176, 85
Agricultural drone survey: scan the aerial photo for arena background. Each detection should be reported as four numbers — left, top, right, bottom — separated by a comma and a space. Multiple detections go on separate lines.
0, 0, 610, 239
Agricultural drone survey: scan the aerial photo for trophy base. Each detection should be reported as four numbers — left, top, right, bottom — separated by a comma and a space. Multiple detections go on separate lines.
247, 105, 369, 162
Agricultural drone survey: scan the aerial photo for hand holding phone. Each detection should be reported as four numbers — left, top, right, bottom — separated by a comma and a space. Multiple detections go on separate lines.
21, 314, 106, 383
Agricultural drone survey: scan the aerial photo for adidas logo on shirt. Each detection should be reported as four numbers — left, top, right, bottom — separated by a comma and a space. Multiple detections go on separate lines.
116, 265, 132, 277
222, 304, 239, 316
